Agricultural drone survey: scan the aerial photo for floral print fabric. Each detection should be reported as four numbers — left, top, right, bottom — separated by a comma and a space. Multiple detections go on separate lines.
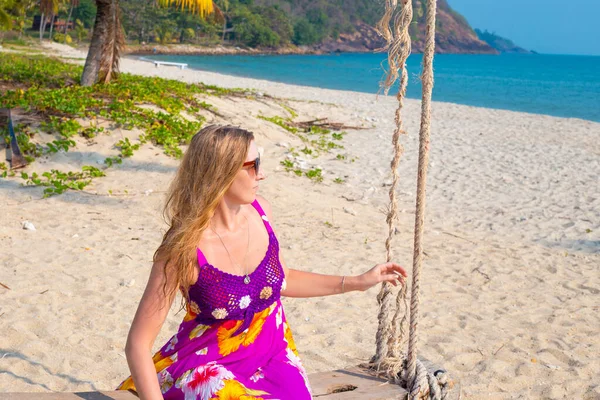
118, 300, 311, 399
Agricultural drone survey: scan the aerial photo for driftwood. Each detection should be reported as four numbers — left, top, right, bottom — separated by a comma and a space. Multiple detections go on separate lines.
289, 117, 367, 131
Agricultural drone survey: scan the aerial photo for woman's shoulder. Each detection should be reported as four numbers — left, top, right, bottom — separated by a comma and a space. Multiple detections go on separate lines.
254, 194, 273, 221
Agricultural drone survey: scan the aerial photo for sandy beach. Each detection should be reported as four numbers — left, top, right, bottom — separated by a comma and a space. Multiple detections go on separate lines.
1, 43, 599, 399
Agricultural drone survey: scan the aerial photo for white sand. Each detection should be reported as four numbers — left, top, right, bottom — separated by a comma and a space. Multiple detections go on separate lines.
1, 43, 599, 399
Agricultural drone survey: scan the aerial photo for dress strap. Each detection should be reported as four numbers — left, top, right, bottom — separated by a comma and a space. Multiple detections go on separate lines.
196, 247, 208, 267
251, 199, 273, 234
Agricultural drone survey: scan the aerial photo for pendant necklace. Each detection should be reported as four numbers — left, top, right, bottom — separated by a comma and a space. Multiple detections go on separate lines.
210, 214, 251, 284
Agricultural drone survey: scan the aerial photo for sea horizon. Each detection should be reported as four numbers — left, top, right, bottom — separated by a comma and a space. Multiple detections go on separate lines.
144, 52, 600, 123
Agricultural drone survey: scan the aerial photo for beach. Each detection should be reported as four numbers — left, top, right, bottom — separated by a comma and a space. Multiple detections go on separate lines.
1, 43, 599, 399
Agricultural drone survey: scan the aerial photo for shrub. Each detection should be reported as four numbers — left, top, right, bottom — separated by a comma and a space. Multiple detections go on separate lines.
235, 12, 280, 47
293, 19, 319, 46
52, 33, 73, 44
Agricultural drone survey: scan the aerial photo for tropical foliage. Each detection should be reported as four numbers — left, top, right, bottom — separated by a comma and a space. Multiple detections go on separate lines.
1, 0, 14, 30
0, 54, 248, 194
1, 0, 383, 49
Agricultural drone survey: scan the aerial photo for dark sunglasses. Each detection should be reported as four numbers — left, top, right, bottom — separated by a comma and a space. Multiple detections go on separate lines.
242, 155, 260, 175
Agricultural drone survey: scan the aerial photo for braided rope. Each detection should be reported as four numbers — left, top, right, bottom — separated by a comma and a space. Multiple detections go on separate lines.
373, 0, 413, 368
406, 0, 438, 398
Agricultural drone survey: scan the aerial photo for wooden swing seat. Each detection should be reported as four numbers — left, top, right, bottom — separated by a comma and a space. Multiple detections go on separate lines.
5, 366, 407, 400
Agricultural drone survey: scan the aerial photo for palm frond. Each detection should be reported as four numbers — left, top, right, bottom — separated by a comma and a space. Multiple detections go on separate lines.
211, 3, 224, 24
40, 0, 60, 15
0, 8, 13, 30
97, 0, 125, 84
157, 0, 214, 17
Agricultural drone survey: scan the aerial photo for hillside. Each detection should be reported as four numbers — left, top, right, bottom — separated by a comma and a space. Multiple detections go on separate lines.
475, 29, 530, 53
253, 0, 496, 54
411, 0, 496, 53
30, 0, 497, 54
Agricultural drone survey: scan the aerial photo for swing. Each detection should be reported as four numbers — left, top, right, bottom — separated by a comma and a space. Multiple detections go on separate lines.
306, 0, 455, 398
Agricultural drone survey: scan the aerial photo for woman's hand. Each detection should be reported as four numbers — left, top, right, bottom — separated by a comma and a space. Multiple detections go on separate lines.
353, 262, 408, 292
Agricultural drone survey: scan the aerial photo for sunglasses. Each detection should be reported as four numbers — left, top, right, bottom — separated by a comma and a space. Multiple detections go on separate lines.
242, 155, 260, 175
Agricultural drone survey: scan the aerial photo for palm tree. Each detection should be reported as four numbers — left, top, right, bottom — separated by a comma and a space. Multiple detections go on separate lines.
39, 0, 60, 41
63, 0, 79, 41
217, 0, 229, 42
81, 0, 214, 86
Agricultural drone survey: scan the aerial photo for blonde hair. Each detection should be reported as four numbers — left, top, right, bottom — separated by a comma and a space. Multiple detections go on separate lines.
156, 124, 254, 304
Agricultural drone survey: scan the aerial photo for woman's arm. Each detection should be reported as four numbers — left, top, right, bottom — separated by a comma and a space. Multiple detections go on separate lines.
256, 195, 407, 298
281, 258, 405, 298
124, 259, 176, 400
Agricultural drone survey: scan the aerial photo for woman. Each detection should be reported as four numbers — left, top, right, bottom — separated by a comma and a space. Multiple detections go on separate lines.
118, 125, 407, 400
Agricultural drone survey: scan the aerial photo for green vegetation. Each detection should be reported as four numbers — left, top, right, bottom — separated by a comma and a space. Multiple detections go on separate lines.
120, 0, 383, 48
0, 54, 230, 156
260, 113, 346, 155
0, 124, 43, 163
104, 156, 123, 168
262, 109, 349, 183
305, 167, 323, 182
0, 54, 246, 196
21, 166, 105, 197
46, 138, 76, 153
257, 115, 298, 133
279, 159, 303, 177
0, 0, 383, 49
1, 0, 488, 58
72, 0, 97, 29
115, 137, 140, 158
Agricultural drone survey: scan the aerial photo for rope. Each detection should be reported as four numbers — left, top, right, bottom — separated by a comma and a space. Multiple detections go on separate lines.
373, 0, 413, 368
372, 0, 454, 399
406, 0, 438, 397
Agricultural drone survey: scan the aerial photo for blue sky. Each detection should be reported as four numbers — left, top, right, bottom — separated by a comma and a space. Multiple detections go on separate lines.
448, 0, 600, 56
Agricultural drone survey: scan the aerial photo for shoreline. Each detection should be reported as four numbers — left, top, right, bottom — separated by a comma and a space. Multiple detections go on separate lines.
122, 44, 500, 57
124, 43, 328, 57
130, 53, 600, 124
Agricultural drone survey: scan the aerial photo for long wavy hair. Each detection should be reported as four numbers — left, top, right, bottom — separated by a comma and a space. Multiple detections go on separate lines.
155, 124, 254, 305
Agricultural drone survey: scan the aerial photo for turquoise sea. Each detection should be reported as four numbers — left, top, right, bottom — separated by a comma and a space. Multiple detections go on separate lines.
148, 53, 600, 122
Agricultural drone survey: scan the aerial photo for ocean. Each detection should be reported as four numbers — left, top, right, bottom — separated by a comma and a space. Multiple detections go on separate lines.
147, 53, 600, 122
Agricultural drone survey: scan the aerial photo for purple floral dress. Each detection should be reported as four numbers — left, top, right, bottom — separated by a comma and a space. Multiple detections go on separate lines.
118, 200, 312, 399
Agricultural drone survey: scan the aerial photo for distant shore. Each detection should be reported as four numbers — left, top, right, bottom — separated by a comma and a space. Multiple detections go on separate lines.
124, 43, 332, 57
122, 43, 500, 57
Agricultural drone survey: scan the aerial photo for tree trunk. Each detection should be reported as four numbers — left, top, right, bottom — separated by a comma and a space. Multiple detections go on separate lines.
221, 16, 227, 42
64, 1, 75, 40
39, 12, 45, 41
48, 13, 54, 40
42, 15, 50, 40
81, 0, 111, 86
